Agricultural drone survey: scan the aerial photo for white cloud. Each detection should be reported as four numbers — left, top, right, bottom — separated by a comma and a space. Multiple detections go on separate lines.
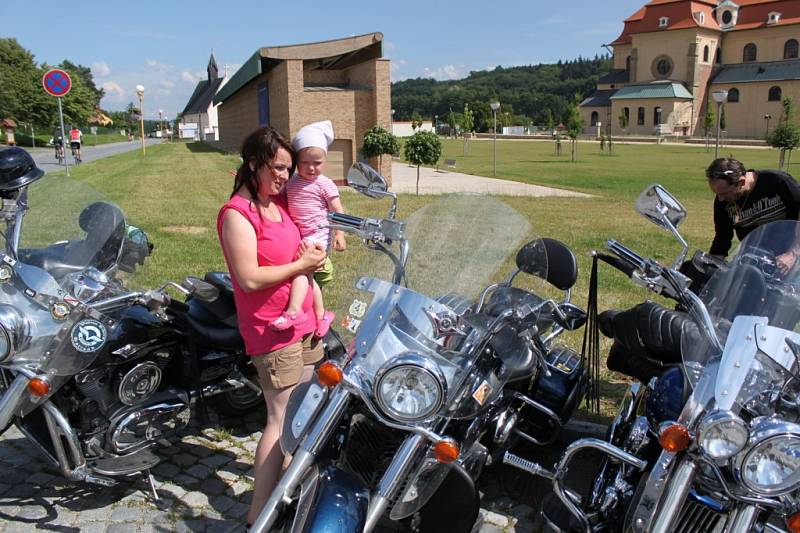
101, 81, 125, 101
421, 64, 465, 81
145, 59, 171, 73
92, 61, 111, 77
159, 79, 175, 89
384, 40, 396, 53
181, 70, 205, 84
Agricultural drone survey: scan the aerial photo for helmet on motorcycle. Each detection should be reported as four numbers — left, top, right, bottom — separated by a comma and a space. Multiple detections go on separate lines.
0, 147, 45, 191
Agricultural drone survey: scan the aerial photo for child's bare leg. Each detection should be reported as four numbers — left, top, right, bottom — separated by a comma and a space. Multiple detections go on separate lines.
311, 276, 325, 320
285, 275, 309, 314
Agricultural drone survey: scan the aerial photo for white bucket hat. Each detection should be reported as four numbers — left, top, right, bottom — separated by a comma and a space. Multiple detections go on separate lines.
292, 120, 334, 153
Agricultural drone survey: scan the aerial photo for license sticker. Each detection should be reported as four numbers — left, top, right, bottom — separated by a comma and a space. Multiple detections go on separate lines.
342, 315, 361, 334
70, 319, 108, 353
472, 380, 493, 406
349, 299, 367, 319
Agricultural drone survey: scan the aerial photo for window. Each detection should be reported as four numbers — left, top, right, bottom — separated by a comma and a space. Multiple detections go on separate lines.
652, 55, 674, 79
626, 56, 631, 72
659, 17, 669, 27
785, 39, 799, 59
694, 11, 705, 25
653, 107, 662, 126
637, 107, 645, 126
715, 48, 722, 64
743, 43, 757, 62
721, 10, 733, 25
727, 88, 739, 103
257, 81, 270, 127
703, 45, 709, 62
769, 86, 782, 102
768, 12, 782, 25
590, 111, 599, 126
624, 107, 630, 125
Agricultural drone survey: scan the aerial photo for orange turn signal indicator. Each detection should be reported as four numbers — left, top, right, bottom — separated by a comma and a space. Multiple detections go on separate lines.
433, 439, 460, 464
659, 422, 692, 453
787, 511, 800, 533
27, 378, 51, 397
317, 361, 343, 388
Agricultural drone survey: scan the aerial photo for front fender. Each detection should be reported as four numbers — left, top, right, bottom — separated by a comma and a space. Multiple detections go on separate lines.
292, 464, 369, 533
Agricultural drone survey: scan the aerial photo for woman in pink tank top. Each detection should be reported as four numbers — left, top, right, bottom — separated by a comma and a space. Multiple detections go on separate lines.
216, 127, 327, 526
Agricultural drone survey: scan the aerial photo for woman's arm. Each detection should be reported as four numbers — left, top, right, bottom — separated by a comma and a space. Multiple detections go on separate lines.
220, 209, 326, 292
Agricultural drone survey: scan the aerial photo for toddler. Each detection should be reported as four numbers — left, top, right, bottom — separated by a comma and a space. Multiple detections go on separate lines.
269, 120, 346, 337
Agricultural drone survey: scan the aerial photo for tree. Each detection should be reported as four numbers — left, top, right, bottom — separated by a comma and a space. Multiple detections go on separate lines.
403, 131, 442, 195
703, 98, 715, 152
618, 109, 628, 133
565, 95, 584, 162
361, 125, 399, 171
447, 110, 457, 137
460, 104, 474, 155
410, 111, 423, 131
544, 109, 554, 132
767, 97, 800, 169
720, 106, 727, 132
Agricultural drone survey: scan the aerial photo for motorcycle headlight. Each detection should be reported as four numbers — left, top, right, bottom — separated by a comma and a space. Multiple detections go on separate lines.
739, 419, 800, 496
0, 305, 28, 363
698, 410, 749, 460
374, 353, 446, 423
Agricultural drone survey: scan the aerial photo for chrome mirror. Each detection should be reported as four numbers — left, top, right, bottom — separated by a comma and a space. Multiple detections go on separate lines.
636, 184, 686, 230
347, 162, 388, 198
635, 184, 689, 270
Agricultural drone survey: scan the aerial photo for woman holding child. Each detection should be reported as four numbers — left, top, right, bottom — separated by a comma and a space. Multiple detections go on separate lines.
216, 122, 345, 526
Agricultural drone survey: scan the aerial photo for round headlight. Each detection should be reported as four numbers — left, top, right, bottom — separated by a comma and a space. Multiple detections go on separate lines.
374, 354, 445, 423
741, 434, 800, 496
698, 410, 749, 460
0, 304, 28, 363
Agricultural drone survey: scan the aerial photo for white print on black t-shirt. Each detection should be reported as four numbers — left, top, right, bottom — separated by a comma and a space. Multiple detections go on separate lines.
726, 194, 786, 228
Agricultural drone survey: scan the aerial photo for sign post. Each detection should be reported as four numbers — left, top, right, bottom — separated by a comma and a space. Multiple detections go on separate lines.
42, 69, 72, 176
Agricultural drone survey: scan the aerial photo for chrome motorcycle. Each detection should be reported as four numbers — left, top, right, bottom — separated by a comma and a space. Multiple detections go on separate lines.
251, 163, 590, 533
0, 173, 264, 496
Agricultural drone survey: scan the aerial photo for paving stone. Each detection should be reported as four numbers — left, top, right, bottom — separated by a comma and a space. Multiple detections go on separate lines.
215, 470, 239, 483
173, 473, 200, 487
186, 464, 212, 479
199, 478, 227, 497
209, 494, 237, 514
190, 445, 216, 458
224, 480, 250, 498
200, 454, 232, 469
172, 454, 198, 467
173, 518, 207, 532
112, 504, 148, 522
152, 462, 180, 478
0, 482, 11, 495
27, 472, 56, 485
107, 523, 142, 533
157, 482, 187, 499
226, 501, 250, 519
159, 445, 181, 455
207, 519, 245, 533
240, 441, 258, 454
181, 490, 210, 508
48, 509, 79, 526
75, 522, 111, 533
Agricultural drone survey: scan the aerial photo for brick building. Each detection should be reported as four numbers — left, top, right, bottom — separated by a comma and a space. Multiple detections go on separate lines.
214, 32, 391, 183
581, 0, 800, 139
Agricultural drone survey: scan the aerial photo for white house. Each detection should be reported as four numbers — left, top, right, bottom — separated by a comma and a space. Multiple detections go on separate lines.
181, 53, 228, 141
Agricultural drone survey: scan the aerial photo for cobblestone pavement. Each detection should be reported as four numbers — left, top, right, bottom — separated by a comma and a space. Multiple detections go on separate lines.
0, 407, 594, 533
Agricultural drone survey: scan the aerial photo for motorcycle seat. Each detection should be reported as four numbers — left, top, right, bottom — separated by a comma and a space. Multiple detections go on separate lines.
184, 300, 244, 350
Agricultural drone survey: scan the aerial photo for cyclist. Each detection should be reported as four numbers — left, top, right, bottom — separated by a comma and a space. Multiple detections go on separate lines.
69, 126, 83, 163
53, 126, 65, 162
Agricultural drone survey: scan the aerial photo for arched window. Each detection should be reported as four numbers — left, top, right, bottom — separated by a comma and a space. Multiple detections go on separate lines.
637, 107, 645, 125
727, 88, 739, 102
703, 45, 710, 62
624, 107, 630, 124
785, 39, 799, 59
743, 43, 757, 62
769, 86, 782, 102
715, 48, 722, 64
590, 111, 599, 126
653, 107, 662, 126
626, 56, 631, 72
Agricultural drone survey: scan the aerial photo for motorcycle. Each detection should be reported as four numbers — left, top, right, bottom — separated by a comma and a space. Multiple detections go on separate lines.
250, 162, 591, 533
0, 171, 267, 496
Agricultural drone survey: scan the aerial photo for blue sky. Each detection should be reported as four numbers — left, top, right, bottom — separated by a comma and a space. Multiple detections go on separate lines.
5, 0, 645, 120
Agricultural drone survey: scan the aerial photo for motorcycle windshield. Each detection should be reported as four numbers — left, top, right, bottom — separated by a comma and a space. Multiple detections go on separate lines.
335, 193, 538, 420
681, 220, 800, 411
0, 178, 134, 376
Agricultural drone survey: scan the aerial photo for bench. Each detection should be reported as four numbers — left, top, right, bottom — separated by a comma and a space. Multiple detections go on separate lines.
443, 159, 457, 170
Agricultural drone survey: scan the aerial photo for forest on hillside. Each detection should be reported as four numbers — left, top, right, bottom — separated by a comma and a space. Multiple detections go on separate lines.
391, 56, 612, 132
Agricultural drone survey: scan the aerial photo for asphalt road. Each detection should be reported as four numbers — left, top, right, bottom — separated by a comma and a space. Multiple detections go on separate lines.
26, 138, 163, 174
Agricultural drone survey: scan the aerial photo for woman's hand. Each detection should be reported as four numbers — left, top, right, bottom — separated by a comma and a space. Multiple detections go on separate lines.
297, 240, 327, 274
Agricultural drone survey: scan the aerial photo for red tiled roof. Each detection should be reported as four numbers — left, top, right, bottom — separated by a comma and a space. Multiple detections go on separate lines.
611, 0, 799, 46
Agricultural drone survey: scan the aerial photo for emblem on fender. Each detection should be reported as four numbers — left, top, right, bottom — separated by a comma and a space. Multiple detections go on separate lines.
70, 319, 108, 353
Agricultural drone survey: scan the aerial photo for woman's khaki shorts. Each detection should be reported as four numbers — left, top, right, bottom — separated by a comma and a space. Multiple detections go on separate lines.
251, 333, 324, 390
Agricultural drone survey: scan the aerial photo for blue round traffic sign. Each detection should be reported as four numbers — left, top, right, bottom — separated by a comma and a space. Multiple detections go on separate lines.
42, 69, 72, 97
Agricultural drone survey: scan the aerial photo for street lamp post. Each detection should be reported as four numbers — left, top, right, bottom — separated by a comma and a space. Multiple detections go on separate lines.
135, 85, 146, 155
765, 114, 772, 137
490, 100, 500, 177
390, 109, 395, 133
159, 109, 163, 134
712, 89, 728, 159
433, 114, 438, 135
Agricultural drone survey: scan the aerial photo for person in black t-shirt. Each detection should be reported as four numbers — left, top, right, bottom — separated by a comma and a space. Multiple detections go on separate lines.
706, 157, 800, 274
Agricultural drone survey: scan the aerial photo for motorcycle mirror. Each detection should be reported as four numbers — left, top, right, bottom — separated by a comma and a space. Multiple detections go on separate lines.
182, 276, 219, 302
553, 303, 587, 331
635, 184, 687, 230
347, 162, 388, 199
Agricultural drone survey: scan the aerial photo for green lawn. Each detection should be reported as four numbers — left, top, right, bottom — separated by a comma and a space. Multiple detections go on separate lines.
32, 140, 798, 418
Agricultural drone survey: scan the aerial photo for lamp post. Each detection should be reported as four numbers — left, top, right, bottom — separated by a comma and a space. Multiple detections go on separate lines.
712, 89, 728, 159
764, 114, 772, 137
158, 109, 163, 134
433, 114, 438, 135
135, 85, 146, 155
390, 109, 395, 133
490, 100, 500, 177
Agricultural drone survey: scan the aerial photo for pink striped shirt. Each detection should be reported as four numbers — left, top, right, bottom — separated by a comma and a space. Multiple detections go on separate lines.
285, 173, 339, 246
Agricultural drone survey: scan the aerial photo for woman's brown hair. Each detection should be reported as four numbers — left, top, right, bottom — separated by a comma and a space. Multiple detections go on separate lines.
232, 127, 295, 200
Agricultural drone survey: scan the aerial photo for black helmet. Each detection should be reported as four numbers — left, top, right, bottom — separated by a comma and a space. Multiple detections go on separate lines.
0, 147, 44, 191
